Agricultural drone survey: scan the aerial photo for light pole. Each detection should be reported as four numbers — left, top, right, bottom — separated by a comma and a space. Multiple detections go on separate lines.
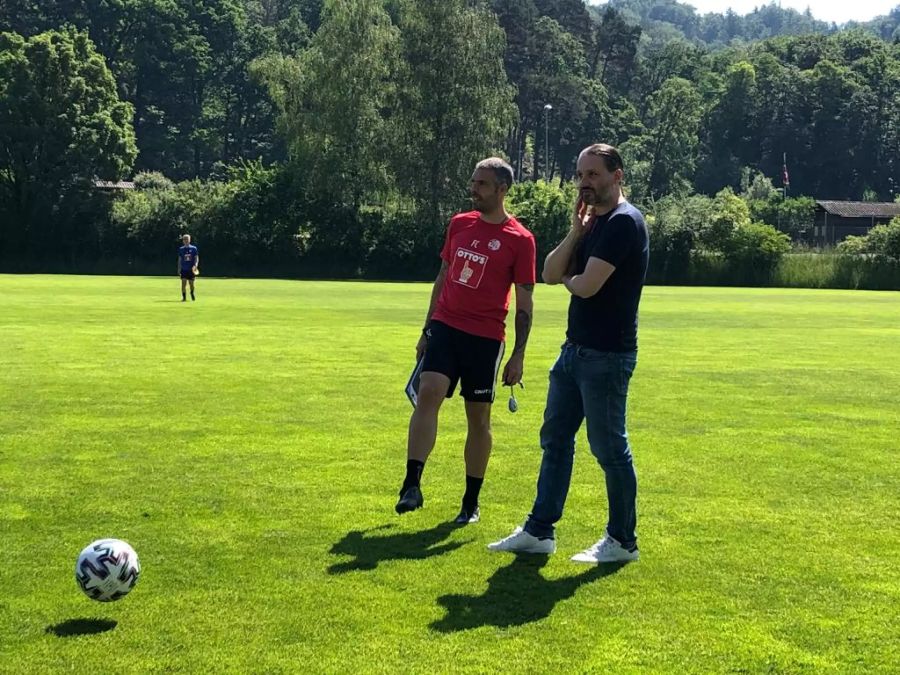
543, 104, 553, 181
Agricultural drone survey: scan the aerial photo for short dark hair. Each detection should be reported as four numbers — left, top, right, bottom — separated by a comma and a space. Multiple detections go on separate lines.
580, 144, 624, 173
475, 157, 514, 191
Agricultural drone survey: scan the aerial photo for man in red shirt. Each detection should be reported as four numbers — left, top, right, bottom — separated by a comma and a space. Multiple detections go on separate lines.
396, 157, 537, 524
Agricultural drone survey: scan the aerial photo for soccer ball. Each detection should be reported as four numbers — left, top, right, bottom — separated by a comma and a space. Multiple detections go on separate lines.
75, 538, 141, 602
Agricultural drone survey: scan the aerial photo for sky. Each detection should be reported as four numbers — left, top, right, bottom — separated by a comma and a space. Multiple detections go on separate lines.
595, 1, 897, 24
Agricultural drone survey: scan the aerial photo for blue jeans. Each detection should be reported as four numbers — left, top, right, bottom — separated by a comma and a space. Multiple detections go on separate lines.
524, 343, 638, 547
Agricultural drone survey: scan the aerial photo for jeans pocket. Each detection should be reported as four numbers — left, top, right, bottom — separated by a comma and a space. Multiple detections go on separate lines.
575, 345, 609, 363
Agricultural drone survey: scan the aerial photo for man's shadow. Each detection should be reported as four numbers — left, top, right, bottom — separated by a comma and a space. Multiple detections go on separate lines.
431, 555, 626, 632
328, 522, 465, 574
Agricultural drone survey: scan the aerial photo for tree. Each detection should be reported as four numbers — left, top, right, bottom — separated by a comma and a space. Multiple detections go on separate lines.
491, 0, 540, 175
588, 6, 641, 94
520, 17, 609, 180
0, 29, 137, 261
640, 76, 702, 199
804, 59, 865, 198
533, 0, 593, 48
696, 61, 759, 192
255, 0, 399, 208
631, 39, 706, 118
0, 0, 288, 179
393, 0, 516, 229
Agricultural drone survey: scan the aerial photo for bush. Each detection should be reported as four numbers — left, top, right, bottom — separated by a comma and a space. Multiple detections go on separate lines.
111, 178, 223, 258
109, 162, 306, 275
133, 172, 174, 191
111, 161, 448, 279
837, 217, 900, 260
506, 180, 578, 264
701, 188, 751, 252
747, 196, 816, 241
644, 193, 712, 282
362, 207, 441, 280
725, 221, 791, 279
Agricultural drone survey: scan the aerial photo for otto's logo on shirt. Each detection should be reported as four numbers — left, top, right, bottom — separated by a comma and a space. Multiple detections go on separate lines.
457, 248, 487, 265
452, 248, 488, 289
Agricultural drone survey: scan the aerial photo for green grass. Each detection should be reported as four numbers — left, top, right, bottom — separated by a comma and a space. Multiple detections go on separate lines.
775, 253, 900, 290
1, 275, 898, 673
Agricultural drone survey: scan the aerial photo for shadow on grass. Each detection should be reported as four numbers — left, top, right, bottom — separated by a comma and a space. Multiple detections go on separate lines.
329, 523, 465, 573
46, 618, 117, 637
430, 555, 626, 632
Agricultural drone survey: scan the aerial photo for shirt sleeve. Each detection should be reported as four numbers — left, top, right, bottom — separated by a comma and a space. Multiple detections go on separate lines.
440, 219, 455, 263
513, 233, 537, 284
589, 214, 637, 268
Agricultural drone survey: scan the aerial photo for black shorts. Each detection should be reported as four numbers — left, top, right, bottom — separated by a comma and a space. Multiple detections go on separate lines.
180, 269, 195, 280
422, 320, 505, 403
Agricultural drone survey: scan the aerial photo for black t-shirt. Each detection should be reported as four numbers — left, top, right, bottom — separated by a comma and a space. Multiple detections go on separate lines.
566, 202, 649, 352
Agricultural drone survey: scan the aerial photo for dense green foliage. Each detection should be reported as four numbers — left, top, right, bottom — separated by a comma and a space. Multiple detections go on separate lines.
1, 0, 899, 284
0, 28, 136, 261
604, 0, 900, 46
837, 216, 900, 260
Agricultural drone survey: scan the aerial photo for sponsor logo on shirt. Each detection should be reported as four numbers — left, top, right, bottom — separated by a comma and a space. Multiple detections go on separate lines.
452, 248, 488, 289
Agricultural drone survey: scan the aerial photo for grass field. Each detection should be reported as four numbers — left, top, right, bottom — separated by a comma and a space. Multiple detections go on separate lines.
1, 275, 898, 673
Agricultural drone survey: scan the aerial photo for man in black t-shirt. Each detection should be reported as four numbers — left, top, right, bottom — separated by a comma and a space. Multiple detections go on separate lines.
489, 144, 649, 563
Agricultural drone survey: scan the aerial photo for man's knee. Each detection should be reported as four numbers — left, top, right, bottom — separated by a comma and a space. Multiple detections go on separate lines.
465, 402, 491, 432
591, 437, 632, 468
416, 376, 449, 410
540, 428, 575, 458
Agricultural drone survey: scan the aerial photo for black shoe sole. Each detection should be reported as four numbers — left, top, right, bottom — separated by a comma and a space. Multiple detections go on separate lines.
395, 499, 422, 514
395, 487, 423, 514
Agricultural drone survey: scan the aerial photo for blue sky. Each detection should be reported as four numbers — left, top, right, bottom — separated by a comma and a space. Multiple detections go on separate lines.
591, 1, 897, 24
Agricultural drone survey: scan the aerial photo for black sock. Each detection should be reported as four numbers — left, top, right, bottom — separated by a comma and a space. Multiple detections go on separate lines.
462, 475, 484, 511
402, 459, 425, 492
182, 291, 186, 300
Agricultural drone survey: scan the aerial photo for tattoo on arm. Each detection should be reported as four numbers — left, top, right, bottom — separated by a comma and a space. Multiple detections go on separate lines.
512, 284, 534, 356
512, 310, 532, 356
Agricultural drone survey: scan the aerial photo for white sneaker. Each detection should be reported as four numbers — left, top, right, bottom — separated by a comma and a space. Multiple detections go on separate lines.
487, 526, 556, 554
570, 535, 639, 564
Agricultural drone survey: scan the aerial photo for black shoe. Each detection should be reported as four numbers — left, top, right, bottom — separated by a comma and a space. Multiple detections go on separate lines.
181, 297, 186, 302
453, 504, 480, 525
395, 485, 423, 514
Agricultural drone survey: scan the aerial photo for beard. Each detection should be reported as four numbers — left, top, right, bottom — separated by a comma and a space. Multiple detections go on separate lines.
472, 194, 497, 212
580, 188, 599, 205
582, 186, 612, 205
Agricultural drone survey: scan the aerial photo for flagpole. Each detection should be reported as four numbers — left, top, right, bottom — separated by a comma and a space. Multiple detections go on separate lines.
783, 152, 789, 198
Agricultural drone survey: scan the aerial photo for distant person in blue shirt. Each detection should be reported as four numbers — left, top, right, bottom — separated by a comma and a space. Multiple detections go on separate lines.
178, 234, 199, 301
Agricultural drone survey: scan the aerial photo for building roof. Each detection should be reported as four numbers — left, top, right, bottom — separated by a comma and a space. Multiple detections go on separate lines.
93, 180, 135, 190
816, 201, 900, 218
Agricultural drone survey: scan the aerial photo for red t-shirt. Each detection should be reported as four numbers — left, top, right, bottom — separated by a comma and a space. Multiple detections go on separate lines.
431, 211, 536, 341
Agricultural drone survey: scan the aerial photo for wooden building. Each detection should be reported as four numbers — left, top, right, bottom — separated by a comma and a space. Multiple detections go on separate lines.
814, 201, 900, 245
